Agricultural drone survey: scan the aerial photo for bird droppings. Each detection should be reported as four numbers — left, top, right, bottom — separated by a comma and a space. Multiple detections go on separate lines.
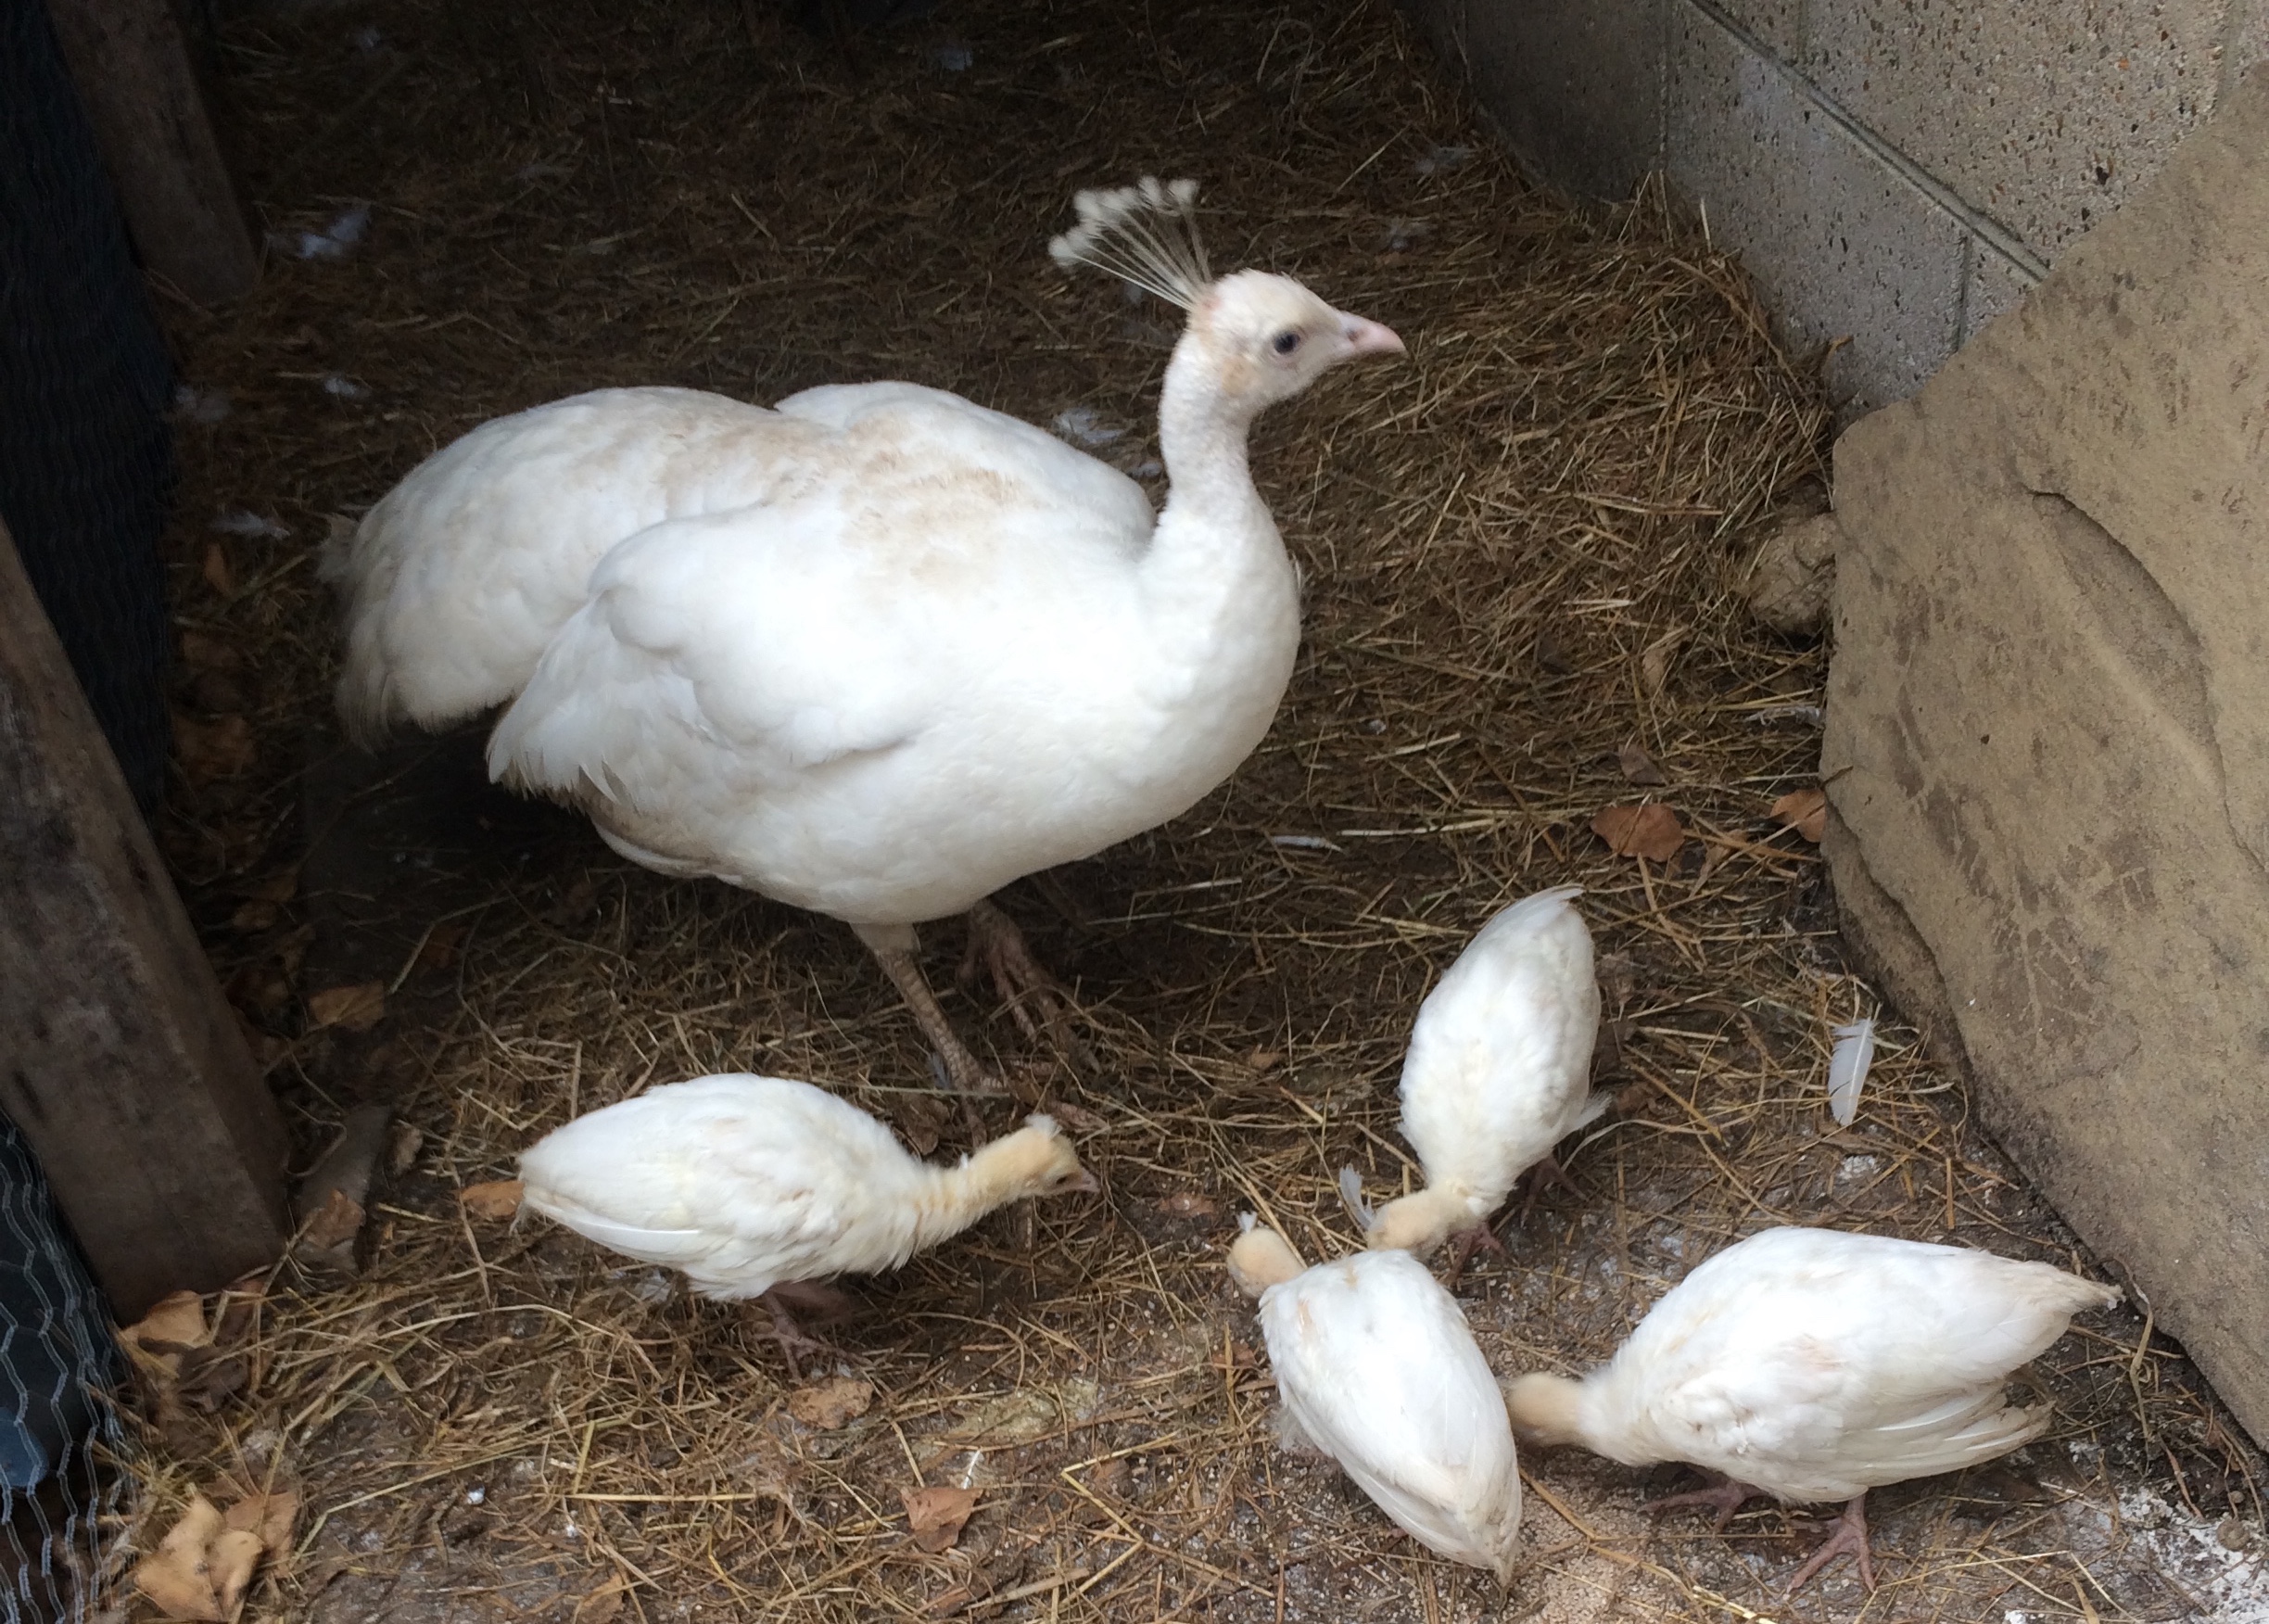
133, 0, 2262, 1620
285, 204, 372, 261
209, 509, 289, 540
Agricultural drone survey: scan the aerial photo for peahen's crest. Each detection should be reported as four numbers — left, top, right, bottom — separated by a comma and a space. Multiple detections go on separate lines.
1048, 176, 1212, 308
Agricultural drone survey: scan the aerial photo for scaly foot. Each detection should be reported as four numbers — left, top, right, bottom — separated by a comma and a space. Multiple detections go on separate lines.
1645, 1472, 1764, 1532
1785, 1492, 1875, 1592
753, 1284, 852, 1381
1516, 1151, 1585, 1221
854, 922, 1009, 1098
959, 898, 1090, 1066
1439, 1221, 1508, 1288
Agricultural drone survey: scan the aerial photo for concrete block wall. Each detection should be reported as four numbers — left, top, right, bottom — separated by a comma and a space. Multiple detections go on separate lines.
1404, 0, 2269, 414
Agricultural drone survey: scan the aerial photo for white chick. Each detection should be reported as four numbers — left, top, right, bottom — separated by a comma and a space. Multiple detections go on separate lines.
1342, 885, 1604, 1278
520, 1073, 1097, 1371
1228, 1218, 1522, 1584
1503, 1225, 2120, 1592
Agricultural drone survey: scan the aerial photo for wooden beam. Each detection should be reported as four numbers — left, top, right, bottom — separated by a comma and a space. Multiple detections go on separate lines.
42, 0, 260, 306
0, 519, 287, 1320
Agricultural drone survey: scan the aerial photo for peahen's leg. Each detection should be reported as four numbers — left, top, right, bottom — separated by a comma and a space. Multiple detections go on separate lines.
1784, 1493, 1876, 1592
959, 898, 1089, 1064
854, 921, 1007, 1097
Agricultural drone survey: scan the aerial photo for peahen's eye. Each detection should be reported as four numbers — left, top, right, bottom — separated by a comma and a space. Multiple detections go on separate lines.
1271, 330, 1302, 355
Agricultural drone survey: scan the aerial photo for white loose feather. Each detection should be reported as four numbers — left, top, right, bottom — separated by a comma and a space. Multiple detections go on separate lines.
1827, 1019, 1876, 1127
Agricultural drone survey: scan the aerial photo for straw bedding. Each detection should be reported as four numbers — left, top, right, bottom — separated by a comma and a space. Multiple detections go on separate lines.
131, 0, 2263, 1619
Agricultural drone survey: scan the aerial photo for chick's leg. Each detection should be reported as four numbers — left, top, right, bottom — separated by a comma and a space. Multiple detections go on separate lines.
854, 921, 1007, 1096
1516, 1152, 1585, 1221
1785, 1493, 1875, 1593
959, 898, 1089, 1065
1439, 1222, 1508, 1288
750, 1288, 844, 1381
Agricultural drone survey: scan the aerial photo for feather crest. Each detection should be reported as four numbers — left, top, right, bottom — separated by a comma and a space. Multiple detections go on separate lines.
1048, 175, 1211, 308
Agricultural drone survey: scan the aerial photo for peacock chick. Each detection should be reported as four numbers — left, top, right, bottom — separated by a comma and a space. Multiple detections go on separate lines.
519, 1073, 1097, 1372
322, 177, 1403, 1096
1340, 885, 1604, 1280
1228, 1218, 1522, 1584
1502, 1225, 2121, 1592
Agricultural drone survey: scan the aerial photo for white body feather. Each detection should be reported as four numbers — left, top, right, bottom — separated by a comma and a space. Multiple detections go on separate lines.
517, 1073, 1058, 1298
324, 380, 1298, 927
1253, 1250, 1522, 1581
1827, 1019, 1876, 1127
1550, 1226, 2120, 1503
1392, 885, 1604, 1227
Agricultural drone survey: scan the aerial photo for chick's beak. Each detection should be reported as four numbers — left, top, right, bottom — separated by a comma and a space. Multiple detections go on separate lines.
1337, 312, 1406, 359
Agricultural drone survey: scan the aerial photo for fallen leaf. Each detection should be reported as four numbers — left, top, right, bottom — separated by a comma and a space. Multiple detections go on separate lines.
244, 870, 299, 904
787, 1377, 875, 1429
1591, 802, 1686, 863
891, 1094, 945, 1156
461, 1179, 524, 1221
1771, 786, 1829, 842
230, 900, 279, 933
126, 1291, 212, 1359
1243, 1048, 1283, 1072
202, 542, 235, 598
209, 1528, 265, 1620
903, 1485, 979, 1553
1616, 741, 1667, 786
180, 629, 242, 672
133, 1495, 227, 1620
1534, 627, 1574, 674
413, 920, 468, 973
297, 1188, 363, 1251
222, 1488, 298, 1560
306, 982, 386, 1033
1156, 1192, 1220, 1219
1043, 1099, 1109, 1134
174, 713, 255, 783
572, 1576, 628, 1624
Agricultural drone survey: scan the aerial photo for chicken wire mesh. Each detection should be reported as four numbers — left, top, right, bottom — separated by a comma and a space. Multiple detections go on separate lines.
0, 1111, 125, 1624
0, 0, 178, 817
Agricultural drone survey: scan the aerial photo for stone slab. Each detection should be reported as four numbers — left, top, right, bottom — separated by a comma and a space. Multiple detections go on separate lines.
1823, 62, 2269, 1446
1449, 0, 1667, 200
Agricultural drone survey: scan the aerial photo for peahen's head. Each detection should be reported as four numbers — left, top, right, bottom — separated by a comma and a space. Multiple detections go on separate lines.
1050, 176, 1402, 416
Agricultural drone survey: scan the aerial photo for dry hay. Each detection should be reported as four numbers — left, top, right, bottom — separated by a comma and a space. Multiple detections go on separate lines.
133, 0, 2265, 1620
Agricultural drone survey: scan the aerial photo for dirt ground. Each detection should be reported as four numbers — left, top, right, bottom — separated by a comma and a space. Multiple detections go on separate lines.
127, 0, 2266, 1620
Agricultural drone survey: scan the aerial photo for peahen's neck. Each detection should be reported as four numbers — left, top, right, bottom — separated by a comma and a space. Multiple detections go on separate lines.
1135, 336, 1298, 669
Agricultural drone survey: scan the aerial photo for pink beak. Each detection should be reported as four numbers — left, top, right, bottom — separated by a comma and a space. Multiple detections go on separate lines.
1337, 312, 1406, 358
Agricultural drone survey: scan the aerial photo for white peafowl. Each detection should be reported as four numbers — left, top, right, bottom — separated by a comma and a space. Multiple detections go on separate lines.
1502, 1225, 2121, 1592
1340, 885, 1605, 1281
323, 178, 1403, 1093
518, 1072, 1097, 1372
1227, 1218, 1523, 1584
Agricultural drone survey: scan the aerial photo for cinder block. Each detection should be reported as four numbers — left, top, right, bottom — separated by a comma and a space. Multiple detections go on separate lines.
1709, 0, 1803, 56
1961, 238, 2039, 345
1460, 0, 1667, 199
1667, 6, 1967, 413
2228, 11, 2269, 97
1801, 0, 2226, 259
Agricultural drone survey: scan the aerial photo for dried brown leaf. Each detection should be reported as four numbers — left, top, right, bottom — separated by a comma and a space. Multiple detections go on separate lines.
1156, 1191, 1220, 1218
209, 1528, 265, 1621
179, 629, 241, 672
175, 1346, 251, 1411
133, 1495, 227, 1620
787, 1376, 875, 1429
1616, 740, 1667, 785
1243, 1048, 1284, 1072
1591, 802, 1686, 863
222, 1488, 298, 1560
174, 713, 256, 783
126, 1291, 211, 1358
201, 542, 235, 598
1771, 786, 1829, 842
572, 1575, 629, 1624
306, 982, 386, 1033
460, 1179, 525, 1221
903, 1485, 979, 1553
413, 920, 468, 973
1640, 627, 1687, 694
297, 1188, 364, 1252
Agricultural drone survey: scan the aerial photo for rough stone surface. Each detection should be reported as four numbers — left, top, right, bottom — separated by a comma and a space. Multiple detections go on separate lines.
1823, 63, 2269, 1448
1801, 0, 2227, 258
1961, 238, 2038, 345
1667, 5, 1967, 414
1743, 511, 1839, 636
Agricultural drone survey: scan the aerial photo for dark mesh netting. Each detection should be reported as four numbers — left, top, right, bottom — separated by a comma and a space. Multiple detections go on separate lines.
0, 1112, 123, 1624
0, 0, 178, 816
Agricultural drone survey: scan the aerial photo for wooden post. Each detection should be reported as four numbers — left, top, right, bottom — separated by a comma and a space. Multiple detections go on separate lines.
0, 519, 287, 1320
42, 0, 260, 307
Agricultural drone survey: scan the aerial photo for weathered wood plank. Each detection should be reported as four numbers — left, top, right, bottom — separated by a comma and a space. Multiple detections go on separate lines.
42, 0, 260, 306
0, 519, 287, 1320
